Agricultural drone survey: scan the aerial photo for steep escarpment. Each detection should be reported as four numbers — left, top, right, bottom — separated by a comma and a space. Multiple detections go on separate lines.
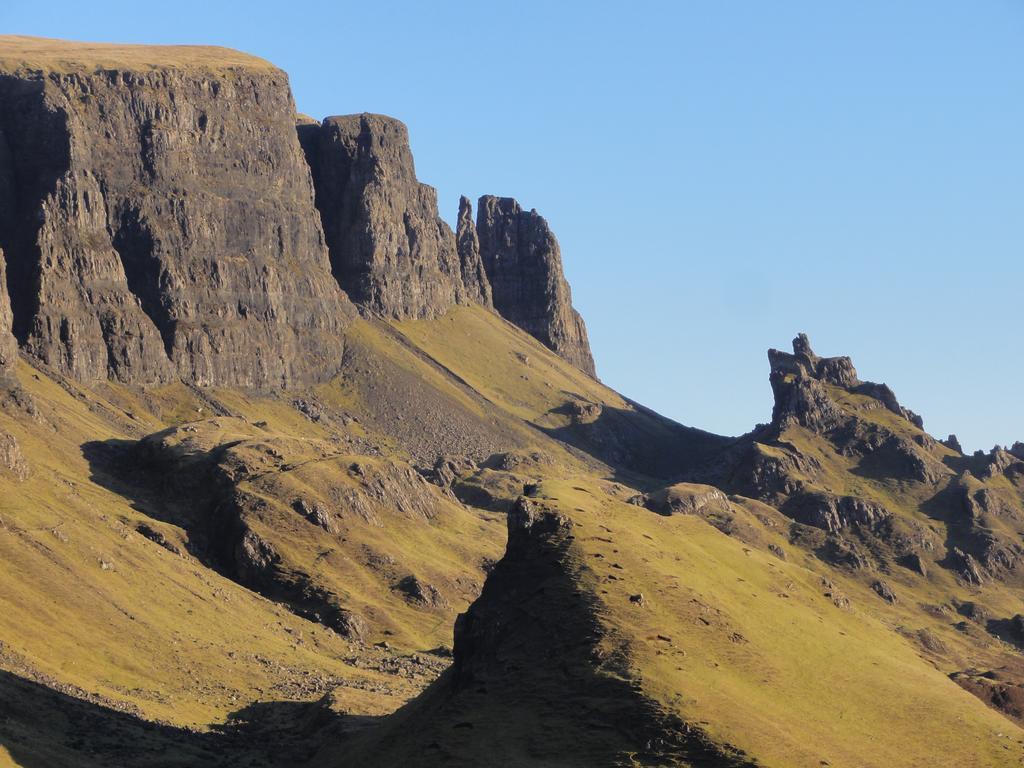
299, 114, 490, 319
0, 37, 354, 388
473, 195, 596, 376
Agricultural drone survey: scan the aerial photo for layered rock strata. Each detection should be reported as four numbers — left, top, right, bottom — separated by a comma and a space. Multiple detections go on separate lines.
0, 38, 353, 388
299, 113, 489, 319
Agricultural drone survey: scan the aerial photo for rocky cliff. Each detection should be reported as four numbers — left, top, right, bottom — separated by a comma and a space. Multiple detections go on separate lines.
473, 195, 596, 376
299, 114, 490, 319
0, 37, 354, 388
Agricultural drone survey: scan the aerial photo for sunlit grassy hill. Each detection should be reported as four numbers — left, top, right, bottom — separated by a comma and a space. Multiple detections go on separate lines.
2, 308, 1024, 767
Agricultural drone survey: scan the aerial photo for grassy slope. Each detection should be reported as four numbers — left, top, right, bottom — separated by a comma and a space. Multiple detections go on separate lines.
2, 307, 1024, 766
518, 478, 1024, 766
0, 361, 415, 730
0, 312, 599, 765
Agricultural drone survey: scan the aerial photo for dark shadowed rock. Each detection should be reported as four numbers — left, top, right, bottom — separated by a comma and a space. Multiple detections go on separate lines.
0, 45, 354, 387
394, 575, 448, 608
299, 113, 474, 319
475, 195, 596, 376
871, 579, 898, 604
942, 434, 964, 454
899, 552, 928, 576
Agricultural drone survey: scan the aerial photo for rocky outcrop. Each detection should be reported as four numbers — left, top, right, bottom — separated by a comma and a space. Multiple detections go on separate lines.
0, 249, 17, 384
475, 195, 596, 376
768, 333, 921, 431
783, 491, 891, 534
0, 39, 353, 388
299, 113, 484, 319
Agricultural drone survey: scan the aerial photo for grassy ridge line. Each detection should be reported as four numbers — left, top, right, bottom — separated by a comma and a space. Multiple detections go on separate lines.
0, 35, 279, 73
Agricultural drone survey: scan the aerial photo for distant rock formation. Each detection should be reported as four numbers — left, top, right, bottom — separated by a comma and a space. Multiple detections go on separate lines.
474, 195, 596, 376
456, 195, 492, 307
0, 43, 353, 388
768, 333, 922, 431
299, 114, 487, 319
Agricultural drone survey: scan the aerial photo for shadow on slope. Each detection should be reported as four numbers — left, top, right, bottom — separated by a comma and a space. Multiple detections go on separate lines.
0, 668, 346, 768
319, 498, 753, 768
541, 398, 743, 488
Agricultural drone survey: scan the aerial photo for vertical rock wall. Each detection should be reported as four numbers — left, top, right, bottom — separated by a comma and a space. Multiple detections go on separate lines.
475, 195, 596, 376
300, 113, 489, 319
0, 52, 353, 388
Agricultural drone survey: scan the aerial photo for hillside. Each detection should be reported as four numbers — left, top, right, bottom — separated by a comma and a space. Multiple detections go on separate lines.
1, 36, 1024, 768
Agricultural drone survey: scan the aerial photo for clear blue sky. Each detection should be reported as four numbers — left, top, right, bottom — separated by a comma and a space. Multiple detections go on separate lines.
5, 1, 1023, 451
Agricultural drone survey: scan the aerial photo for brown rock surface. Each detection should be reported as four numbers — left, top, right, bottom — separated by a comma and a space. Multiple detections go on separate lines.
299, 113, 478, 319
455, 195, 492, 307
475, 195, 596, 376
0, 248, 17, 384
0, 37, 353, 387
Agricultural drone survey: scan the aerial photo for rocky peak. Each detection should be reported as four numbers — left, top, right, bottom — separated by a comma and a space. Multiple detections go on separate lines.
474, 195, 596, 376
942, 434, 964, 454
299, 113, 487, 319
0, 43, 354, 388
768, 334, 921, 431
769, 333, 859, 391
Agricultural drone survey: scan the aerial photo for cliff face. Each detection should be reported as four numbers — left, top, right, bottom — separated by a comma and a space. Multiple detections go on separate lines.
474, 195, 595, 377
0, 40, 354, 388
299, 113, 489, 319
0, 38, 598, 388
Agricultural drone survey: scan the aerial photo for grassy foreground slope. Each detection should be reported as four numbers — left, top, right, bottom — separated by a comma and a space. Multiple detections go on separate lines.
2, 308, 1024, 766
325, 470, 1024, 767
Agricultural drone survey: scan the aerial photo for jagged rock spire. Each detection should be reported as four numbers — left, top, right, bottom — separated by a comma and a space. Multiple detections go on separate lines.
768, 333, 922, 430
456, 196, 492, 308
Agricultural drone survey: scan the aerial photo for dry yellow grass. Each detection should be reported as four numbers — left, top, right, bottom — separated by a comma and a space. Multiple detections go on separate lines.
0, 35, 277, 73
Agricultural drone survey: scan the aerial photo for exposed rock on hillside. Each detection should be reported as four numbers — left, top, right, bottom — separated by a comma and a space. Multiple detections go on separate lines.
0, 43, 354, 387
0, 248, 17, 384
97, 417, 501, 645
328, 495, 753, 767
299, 114, 485, 319
475, 195, 596, 376
768, 332, 922, 432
